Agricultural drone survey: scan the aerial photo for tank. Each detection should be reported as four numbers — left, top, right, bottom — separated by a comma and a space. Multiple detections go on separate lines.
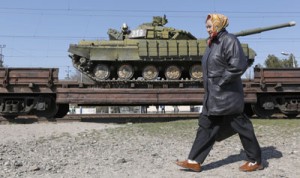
68, 15, 296, 82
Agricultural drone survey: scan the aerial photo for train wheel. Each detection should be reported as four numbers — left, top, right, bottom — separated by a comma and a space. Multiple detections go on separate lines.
55, 104, 70, 118
93, 64, 110, 80
284, 113, 298, 118
165, 65, 181, 80
244, 104, 254, 118
142, 65, 159, 80
34, 97, 58, 119
251, 104, 275, 118
2, 115, 16, 121
189, 64, 202, 80
117, 64, 134, 80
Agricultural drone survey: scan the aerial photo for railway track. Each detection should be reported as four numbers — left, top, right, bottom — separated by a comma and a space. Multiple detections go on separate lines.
0, 112, 200, 124
1, 113, 298, 125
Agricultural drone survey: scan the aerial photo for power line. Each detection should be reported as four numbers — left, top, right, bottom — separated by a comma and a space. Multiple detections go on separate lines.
5, 55, 66, 58
65, 66, 71, 80
0, 35, 104, 40
1, 35, 300, 42
0, 7, 300, 19
0, 7, 300, 14
0, 11, 299, 19
0, 10, 299, 19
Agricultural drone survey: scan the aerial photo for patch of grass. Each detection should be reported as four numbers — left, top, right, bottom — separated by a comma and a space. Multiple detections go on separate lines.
135, 119, 196, 131
126, 119, 300, 137
83, 120, 197, 139
77, 119, 300, 140
252, 119, 300, 128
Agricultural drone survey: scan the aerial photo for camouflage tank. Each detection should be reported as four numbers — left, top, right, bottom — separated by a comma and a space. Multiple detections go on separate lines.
68, 15, 295, 82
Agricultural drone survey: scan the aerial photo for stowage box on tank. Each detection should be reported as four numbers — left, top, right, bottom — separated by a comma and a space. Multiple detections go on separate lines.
68, 15, 295, 82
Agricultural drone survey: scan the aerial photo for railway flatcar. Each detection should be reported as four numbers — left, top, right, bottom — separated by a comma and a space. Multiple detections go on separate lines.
0, 67, 299, 119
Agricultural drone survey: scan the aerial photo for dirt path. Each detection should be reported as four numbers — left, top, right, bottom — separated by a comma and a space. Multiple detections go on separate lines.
0, 119, 299, 178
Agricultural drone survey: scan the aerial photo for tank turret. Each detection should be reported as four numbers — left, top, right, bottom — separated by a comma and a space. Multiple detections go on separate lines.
108, 15, 197, 41
68, 16, 296, 83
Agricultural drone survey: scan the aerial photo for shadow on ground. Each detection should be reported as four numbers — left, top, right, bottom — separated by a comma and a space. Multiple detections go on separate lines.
202, 146, 282, 171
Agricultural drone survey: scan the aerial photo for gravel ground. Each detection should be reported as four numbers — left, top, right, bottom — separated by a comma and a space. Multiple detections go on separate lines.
0, 119, 299, 178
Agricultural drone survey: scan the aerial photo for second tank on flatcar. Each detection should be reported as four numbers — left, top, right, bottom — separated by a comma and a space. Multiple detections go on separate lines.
68, 15, 295, 82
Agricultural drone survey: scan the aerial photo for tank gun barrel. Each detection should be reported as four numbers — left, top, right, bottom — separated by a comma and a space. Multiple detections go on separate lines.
233, 21, 296, 37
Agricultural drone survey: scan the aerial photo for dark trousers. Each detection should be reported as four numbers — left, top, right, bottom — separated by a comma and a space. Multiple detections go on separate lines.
188, 113, 262, 164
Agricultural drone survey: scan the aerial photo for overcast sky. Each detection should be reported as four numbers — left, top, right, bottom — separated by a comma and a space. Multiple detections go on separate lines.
0, 0, 299, 79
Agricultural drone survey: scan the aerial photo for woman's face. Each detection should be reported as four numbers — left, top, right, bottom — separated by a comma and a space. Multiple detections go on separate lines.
206, 19, 214, 37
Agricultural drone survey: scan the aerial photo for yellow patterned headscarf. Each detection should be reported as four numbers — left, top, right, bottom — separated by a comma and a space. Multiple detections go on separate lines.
206, 14, 229, 46
206, 14, 229, 34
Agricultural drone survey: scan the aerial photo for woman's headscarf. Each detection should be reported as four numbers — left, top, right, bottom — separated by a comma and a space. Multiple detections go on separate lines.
206, 14, 229, 46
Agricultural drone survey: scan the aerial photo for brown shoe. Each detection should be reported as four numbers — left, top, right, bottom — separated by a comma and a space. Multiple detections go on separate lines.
239, 161, 264, 172
176, 160, 201, 172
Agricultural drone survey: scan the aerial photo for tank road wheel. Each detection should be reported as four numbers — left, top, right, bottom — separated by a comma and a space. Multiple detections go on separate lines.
79, 57, 87, 65
117, 64, 134, 80
165, 65, 181, 80
142, 65, 159, 80
93, 64, 110, 80
189, 64, 203, 80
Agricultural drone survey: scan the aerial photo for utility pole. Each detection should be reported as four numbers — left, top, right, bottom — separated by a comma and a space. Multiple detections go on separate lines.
65, 66, 71, 80
281, 51, 296, 68
0, 45, 6, 67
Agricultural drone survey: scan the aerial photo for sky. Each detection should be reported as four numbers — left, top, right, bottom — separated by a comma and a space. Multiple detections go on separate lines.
0, 0, 299, 79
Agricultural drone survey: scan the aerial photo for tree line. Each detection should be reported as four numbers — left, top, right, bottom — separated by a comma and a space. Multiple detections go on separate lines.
263, 53, 297, 68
